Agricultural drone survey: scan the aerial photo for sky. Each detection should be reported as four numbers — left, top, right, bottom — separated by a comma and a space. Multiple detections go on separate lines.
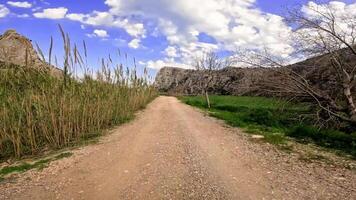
0, 0, 355, 75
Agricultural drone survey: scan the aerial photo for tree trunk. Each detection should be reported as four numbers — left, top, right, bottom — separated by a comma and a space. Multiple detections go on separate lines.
343, 83, 356, 123
205, 90, 211, 109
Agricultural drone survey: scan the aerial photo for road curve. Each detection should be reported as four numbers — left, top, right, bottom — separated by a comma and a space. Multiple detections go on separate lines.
1, 96, 355, 199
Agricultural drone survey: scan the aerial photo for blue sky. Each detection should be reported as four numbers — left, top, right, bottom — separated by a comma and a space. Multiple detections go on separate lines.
0, 0, 355, 75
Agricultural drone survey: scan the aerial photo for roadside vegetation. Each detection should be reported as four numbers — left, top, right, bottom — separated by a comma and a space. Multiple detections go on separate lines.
0, 152, 73, 181
182, 5, 356, 160
180, 96, 356, 158
0, 27, 157, 160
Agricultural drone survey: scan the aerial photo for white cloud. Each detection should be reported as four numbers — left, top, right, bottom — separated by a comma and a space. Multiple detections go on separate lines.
164, 46, 179, 58
296, 1, 356, 53
93, 29, 109, 38
115, 19, 145, 38
7, 1, 32, 8
102, 0, 294, 68
87, 29, 109, 38
66, 13, 86, 21
0, 4, 10, 18
24, 0, 356, 70
65, 11, 146, 38
145, 59, 192, 70
301, 1, 356, 45
34, 7, 68, 19
128, 38, 140, 49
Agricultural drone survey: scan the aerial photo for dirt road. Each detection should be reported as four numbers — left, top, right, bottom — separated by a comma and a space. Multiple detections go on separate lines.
1, 96, 355, 199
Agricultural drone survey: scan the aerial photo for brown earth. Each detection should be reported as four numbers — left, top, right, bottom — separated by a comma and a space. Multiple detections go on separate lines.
1, 96, 355, 200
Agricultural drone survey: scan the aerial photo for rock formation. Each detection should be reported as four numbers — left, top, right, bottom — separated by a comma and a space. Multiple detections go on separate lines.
155, 51, 356, 98
155, 67, 268, 96
0, 29, 62, 77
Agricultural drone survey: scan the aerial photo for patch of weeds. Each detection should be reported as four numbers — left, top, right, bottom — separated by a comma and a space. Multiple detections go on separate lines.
32, 158, 52, 170
288, 125, 356, 159
0, 152, 73, 179
0, 163, 33, 176
264, 133, 286, 145
244, 125, 287, 145
81, 132, 102, 141
72, 132, 102, 147
55, 152, 73, 159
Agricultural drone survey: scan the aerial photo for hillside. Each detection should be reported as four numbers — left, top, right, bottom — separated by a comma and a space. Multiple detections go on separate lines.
155, 51, 356, 99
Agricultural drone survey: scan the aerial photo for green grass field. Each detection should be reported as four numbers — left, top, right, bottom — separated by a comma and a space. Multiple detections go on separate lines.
180, 95, 356, 158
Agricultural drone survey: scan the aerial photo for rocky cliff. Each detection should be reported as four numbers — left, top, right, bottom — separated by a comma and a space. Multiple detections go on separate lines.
155, 67, 268, 95
0, 29, 62, 77
155, 51, 356, 98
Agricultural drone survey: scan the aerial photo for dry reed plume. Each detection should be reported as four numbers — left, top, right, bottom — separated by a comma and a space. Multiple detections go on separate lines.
0, 25, 157, 159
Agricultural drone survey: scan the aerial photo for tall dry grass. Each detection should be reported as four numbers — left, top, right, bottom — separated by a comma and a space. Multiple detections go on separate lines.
0, 26, 157, 159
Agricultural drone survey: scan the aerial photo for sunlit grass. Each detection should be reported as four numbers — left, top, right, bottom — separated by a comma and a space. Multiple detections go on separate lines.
180, 95, 356, 158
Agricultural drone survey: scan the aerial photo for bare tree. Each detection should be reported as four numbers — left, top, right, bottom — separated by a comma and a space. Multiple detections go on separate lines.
194, 51, 228, 108
235, 3, 356, 127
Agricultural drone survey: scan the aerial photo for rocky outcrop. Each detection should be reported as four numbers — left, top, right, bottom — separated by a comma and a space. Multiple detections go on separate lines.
155, 67, 268, 95
155, 51, 356, 98
0, 29, 62, 77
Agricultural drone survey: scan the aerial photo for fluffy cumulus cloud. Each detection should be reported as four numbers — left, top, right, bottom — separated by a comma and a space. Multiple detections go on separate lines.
0, 4, 10, 18
86, 29, 109, 38
25, 0, 356, 70
102, 0, 294, 69
7, 1, 32, 8
279, 0, 356, 59
65, 12, 145, 38
145, 59, 192, 70
93, 29, 109, 38
301, 1, 356, 43
128, 38, 141, 49
302, 1, 356, 18
34, 7, 68, 19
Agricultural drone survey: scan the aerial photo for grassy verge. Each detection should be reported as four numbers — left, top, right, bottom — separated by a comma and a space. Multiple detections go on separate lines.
180, 95, 356, 158
0, 152, 73, 181
0, 118, 128, 181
